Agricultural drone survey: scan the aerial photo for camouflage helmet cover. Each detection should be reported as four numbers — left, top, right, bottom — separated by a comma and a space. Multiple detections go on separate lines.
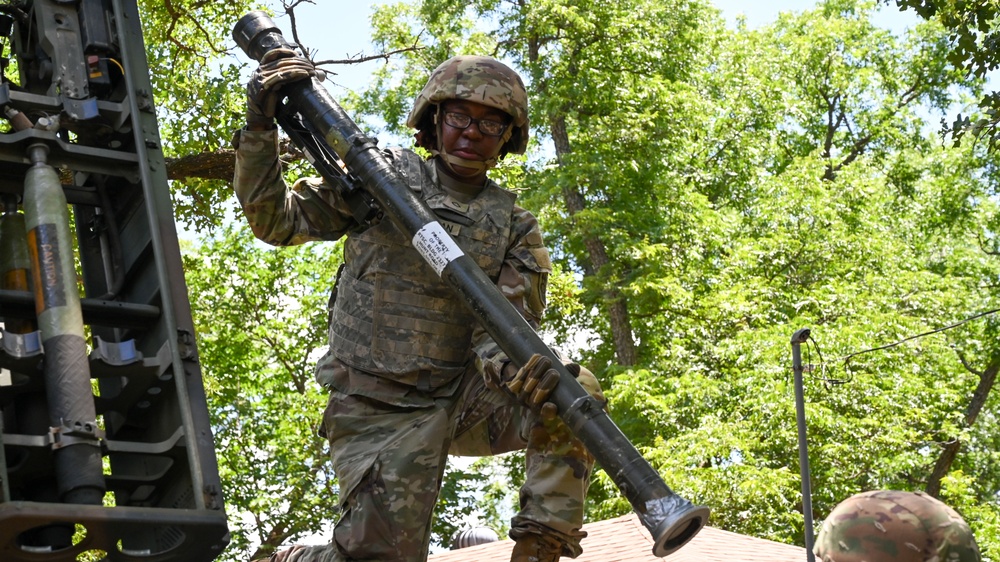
814, 490, 980, 562
406, 55, 529, 154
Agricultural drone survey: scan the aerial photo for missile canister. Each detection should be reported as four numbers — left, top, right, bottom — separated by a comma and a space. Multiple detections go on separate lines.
1, 197, 35, 333
22, 144, 105, 506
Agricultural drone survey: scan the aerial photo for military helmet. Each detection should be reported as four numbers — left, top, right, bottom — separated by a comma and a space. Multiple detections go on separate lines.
406, 55, 529, 154
814, 490, 980, 562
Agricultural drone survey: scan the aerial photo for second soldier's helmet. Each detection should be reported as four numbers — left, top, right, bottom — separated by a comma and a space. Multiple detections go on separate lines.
814, 490, 980, 562
406, 55, 529, 155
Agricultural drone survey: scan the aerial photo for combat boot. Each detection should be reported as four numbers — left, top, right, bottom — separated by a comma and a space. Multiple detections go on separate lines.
510, 533, 563, 562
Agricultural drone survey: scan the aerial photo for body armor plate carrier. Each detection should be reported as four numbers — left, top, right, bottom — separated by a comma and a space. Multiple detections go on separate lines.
328, 149, 516, 390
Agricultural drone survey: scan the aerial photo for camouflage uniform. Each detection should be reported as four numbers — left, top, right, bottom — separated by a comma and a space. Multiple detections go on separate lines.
814, 490, 980, 562
233, 122, 596, 560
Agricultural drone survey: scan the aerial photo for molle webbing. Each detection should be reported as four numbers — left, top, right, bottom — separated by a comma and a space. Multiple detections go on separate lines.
328, 149, 516, 388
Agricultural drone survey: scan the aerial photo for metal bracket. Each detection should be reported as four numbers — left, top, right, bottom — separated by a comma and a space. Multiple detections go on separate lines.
177, 329, 197, 361
1, 329, 42, 358
48, 419, 103, 450
563, 394, 607, 435
92, 336, 141, 366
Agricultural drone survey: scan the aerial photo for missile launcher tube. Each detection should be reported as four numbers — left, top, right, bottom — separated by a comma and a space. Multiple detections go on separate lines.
0, 200, 34, 333
22, 144, 105, 506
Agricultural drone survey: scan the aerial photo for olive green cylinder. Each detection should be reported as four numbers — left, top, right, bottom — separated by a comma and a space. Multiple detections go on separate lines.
23, 160, 105, 505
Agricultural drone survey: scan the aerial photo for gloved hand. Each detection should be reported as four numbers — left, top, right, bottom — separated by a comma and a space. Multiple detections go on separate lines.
503, 354, 561, 420
246, 48, 317, 128
565, 362, 605, 404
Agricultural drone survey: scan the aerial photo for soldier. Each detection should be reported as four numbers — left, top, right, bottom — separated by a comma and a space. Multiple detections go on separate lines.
233, 51, 605, 562
814, 490, 980, 562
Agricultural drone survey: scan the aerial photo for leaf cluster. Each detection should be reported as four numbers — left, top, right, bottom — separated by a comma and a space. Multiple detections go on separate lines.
183, 226, 342, 559
888, 0, 1000, 151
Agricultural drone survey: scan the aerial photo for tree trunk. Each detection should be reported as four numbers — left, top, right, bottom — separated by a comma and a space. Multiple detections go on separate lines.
925, 355, 999, 497
549, 114, 638, 366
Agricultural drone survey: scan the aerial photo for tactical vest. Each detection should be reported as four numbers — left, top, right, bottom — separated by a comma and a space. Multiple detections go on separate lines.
328, 149, 516, 390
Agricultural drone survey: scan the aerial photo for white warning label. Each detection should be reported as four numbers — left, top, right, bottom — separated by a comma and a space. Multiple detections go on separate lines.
412, 221, 464, 276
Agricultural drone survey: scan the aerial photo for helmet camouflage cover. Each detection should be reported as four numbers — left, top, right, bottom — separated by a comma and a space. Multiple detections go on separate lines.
406, 55, 529, 154
814, 490, 980, 562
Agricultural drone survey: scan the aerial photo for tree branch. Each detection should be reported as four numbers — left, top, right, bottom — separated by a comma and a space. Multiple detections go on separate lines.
954, 346, 984, 377
976, 232, 1000, 256
314, 44, 425, 67
925, 354, 999, 496
165, 140, 305, 182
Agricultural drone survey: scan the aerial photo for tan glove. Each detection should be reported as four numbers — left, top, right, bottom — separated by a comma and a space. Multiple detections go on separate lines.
503, 354, 561, 420
565, 362, 606, 404
246, 48, 317, 127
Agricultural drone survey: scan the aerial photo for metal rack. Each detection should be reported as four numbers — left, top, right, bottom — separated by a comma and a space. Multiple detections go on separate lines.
0, 1, 229, 560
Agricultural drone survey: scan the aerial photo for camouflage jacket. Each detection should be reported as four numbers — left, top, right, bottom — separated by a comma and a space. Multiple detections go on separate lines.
232, 128, 551, 398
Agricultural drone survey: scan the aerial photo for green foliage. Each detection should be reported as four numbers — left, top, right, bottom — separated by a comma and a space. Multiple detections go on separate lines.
138, 0, 255, 230
352, 0, 499, 139
600, 1, 1000, 547
183, 226, 341, 560
887, 0, 999, 80
888, 0, 1000, 150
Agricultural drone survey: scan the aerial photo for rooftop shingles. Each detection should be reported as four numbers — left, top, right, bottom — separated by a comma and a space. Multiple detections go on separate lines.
429, 513, 807, 562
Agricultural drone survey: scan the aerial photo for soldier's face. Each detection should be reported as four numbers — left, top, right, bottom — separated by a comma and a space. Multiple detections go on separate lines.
439, 100, 508, 182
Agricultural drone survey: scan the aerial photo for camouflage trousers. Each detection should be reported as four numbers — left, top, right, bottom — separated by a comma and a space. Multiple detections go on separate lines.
289, 361, 595, 562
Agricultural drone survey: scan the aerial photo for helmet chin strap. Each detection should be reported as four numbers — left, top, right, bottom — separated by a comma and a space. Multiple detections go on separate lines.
430, 148, 493, 174
431, 106, 510, 178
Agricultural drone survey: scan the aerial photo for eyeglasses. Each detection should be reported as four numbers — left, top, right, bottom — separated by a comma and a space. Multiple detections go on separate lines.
442, 111, 509, 137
